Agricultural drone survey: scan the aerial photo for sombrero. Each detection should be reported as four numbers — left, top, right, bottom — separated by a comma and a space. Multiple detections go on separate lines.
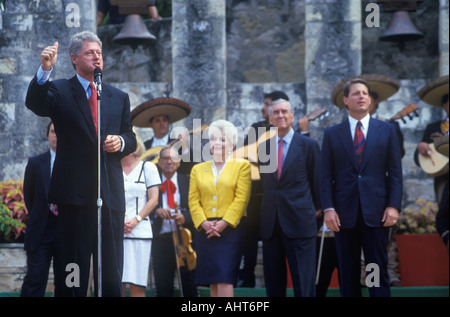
417, 75, 449, 108
331, 74, 401, 108
131, 97, 192, 128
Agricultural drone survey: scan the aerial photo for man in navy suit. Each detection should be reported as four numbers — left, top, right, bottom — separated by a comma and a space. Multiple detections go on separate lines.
21, 122, 63, 297
151, 146, 198, 297
320, 78, 402, 297
259, 98, 321, 297
25, 31, 136, 297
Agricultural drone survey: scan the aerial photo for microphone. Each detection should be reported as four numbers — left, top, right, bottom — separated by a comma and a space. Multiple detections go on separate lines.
94, 67, 102, 97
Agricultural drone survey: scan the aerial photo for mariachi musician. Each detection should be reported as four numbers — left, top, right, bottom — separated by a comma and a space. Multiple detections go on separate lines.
131, 97, 196, 175
414, 75, 449, 204
150, 146, 198, 297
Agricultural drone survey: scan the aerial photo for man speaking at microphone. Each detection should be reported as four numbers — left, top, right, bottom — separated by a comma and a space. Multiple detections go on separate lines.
25, 31, 136, 297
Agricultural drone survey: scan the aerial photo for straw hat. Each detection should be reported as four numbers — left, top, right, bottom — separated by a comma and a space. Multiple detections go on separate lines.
331, 74, 401, 108
131, 97, 191, 128
417, 75, 449, 107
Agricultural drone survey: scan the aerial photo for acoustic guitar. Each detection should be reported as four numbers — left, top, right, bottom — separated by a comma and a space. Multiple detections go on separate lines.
389, 103, 419, 123
418, 143, 449, 177
139, 124, 208, 163
233, 106, 328, 180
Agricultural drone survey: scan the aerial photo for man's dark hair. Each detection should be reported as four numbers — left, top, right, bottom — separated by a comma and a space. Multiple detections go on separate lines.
343, 78, 371, 97
46, 121, 53, 137
149, 114, 170, 123
264, 90, 289, 101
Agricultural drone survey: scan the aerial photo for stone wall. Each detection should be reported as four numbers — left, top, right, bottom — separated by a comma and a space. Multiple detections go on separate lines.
0, 0, 448, 294
0, 0, 447, 202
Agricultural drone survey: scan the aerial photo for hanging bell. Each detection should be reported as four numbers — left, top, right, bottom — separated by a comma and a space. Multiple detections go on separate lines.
113, 14, 157, 48
380, 11, 423, 41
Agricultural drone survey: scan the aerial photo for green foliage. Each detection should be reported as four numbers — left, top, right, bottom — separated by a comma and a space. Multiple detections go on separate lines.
0, 180, 28, 242
398, 198, 438, 234
156, 0, 172, 18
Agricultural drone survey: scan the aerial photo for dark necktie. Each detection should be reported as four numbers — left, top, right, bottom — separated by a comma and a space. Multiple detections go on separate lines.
49, 156, 58, 216
277, 139, 284, 179
88, 83, 98, 134
161, 179, 177, 208
354, 121, 365, 167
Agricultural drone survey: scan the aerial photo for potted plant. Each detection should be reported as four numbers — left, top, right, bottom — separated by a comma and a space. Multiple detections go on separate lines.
0, 179, 28, 243
0, 179, 29, 293
396, 198, 449, 287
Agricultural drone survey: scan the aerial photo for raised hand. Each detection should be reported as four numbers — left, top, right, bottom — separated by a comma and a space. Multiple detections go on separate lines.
40, 42, 59, 71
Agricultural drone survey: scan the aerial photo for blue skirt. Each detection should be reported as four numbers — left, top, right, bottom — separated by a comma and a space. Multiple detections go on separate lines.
194, 221, 245, 286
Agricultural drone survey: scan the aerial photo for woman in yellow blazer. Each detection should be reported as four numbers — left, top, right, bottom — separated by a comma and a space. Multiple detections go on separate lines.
189, 119, 251, 297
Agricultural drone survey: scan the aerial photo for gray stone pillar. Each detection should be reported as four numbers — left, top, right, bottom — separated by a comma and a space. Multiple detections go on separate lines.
305, 0, 362, 128
439, 0, 449, 76
172, 0, 226, 129
0, 0, 96, 180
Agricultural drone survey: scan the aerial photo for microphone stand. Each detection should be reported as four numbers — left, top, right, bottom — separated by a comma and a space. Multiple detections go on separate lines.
95, 78, 102, 297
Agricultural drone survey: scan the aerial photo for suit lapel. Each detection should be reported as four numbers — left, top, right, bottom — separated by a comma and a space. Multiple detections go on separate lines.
69, 76, 97, 142
337, 119, 359, 170
263, 137, 278, 182
359, 117, 379, 171
40, 151, 51, 198
177, 173, 189, 208
99, 84, 113, 137
279, 133, 301, 180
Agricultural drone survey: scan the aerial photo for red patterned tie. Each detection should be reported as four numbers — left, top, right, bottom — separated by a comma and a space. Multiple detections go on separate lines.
161, 179, 177, 208
88, 83, 98, 134
277, 139, 284, 179
354, 121, 365, 167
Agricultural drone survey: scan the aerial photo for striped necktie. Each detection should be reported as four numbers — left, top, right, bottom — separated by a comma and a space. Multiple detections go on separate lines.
354, 121, 365, 167
88, 83, 98, 134
277, 139, 284, 179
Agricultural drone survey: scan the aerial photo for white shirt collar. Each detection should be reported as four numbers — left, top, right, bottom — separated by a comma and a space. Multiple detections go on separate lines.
349, 113, 370, 128
275, 127, 294, 144
348, 113, 370, 138
76, 74, 92, 95
153, 133, 170, 147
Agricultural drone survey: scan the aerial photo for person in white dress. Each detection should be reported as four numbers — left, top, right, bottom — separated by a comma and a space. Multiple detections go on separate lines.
121, 135, 161, 297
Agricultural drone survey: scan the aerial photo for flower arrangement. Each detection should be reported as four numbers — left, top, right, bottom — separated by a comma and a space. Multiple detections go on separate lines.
397, 198, 438, 234
0, 180, 28, 242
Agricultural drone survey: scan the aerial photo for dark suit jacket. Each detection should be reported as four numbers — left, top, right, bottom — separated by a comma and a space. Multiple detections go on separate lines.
25, 75, 136, 210
258, 131, 321, 240
320, 117, 403, 229
151, 172, 195, 236
23, 151, 52, 252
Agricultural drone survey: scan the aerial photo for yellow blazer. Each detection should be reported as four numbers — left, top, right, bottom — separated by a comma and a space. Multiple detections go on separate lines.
189, 158, 252, 230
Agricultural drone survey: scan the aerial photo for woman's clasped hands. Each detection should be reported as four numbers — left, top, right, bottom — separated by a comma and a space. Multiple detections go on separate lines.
201, 219, 229, 239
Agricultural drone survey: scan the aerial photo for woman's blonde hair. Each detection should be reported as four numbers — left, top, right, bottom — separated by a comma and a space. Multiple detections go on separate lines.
208, 119, 238, 145
133, 129, 146, 157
